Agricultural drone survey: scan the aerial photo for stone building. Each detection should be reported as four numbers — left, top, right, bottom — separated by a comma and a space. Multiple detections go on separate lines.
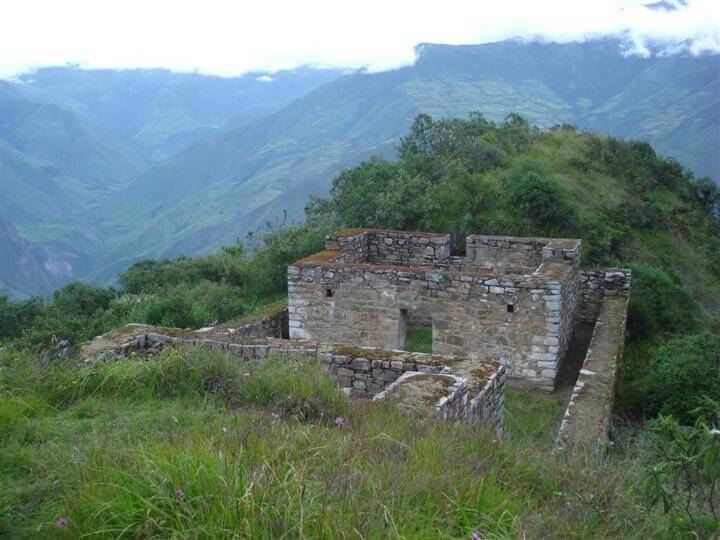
288, 228, 629, 391
79, 227, 630, 443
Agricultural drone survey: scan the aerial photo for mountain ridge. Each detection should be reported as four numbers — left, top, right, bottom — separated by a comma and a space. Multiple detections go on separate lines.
2, 39, 718, 297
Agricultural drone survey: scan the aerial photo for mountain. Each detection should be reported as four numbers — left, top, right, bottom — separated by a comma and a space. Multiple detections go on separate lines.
1, 66, 348, 297
1, 81, 147, 193
2, 39, 718, 297
12, 66, 348, 163
87, 40, 719, 282
0, 219, 95, 298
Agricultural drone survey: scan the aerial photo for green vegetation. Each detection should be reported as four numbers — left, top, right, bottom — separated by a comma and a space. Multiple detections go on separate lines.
404, 327, 433, 354
0, 347, 700, 538
646, 400, 720, 537
0, 223, 326, 352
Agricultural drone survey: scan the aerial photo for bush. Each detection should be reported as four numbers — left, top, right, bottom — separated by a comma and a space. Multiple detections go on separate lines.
651, 333, 720, 422
501, 160, 577, 233
626, 264, 701, 341
646, 400, 720, 536
143, 290, 210, 329
0, 296, 45, 340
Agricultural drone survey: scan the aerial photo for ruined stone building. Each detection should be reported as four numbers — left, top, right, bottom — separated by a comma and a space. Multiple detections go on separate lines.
288, 228, 629, 392
81, 227, 630, 446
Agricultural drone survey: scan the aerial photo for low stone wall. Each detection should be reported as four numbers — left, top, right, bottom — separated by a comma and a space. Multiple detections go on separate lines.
79, 325, 505, 430
373, 365, 506, 437
368, 230, 450, 264
228, 308, 289, 339
325, 229, 451, 265
80, 325, 456, 397
557, 293, 629, 450
325, 229, 370, 263
577, 268, 632, 324
466, 235, 580, 273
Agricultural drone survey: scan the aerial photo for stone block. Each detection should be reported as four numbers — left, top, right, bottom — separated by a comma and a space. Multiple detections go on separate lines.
350, 357, 371, 371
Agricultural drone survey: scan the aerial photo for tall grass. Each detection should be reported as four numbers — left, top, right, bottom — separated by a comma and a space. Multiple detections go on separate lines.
0, 347, 344, 420
1, 348, 665, 538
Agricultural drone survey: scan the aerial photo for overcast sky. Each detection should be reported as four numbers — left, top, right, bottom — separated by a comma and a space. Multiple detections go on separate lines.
1, 0, 718, 78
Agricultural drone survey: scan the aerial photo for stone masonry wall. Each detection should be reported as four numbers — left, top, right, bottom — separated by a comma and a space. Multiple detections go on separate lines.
367, 230, 450, 264
228, 309, 289, 339
466, 235, 545, 272
288, 262, 576, 391
325, 229, 451, 265
557, 292, 630, 450
81, 324, 458, 398
577, 269, 632, 323
374, 366, 506, 437
79, 324, 505, 432
324, 230, 370, 263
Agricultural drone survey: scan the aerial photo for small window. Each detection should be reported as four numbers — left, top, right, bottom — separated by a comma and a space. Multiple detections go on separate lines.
506, 304, 514, 313
325, 288, 334, 298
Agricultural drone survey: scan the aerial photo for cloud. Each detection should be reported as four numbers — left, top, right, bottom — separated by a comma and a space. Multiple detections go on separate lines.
256, 75, 274, 82
0, 0, 717, 78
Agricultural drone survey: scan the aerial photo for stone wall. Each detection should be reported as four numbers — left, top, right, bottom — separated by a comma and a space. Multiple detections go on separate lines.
466, 235, 545, 272
367, 230, 451, 264
289, 261, 577, 391
577, 269, 632, 323
374, 365, 506, 437
324, 229, 370, 263
79, 324, 505, 433
228, 308, 289, 339
325, 229, 451, 265
466, 235, 580, 273
557, 292, 630, 450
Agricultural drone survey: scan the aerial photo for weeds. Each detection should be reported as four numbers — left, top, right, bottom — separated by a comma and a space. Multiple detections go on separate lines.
1, 349, 668, 538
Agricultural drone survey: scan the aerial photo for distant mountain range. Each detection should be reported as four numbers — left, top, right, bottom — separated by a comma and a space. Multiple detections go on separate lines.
1, 39, 718, 298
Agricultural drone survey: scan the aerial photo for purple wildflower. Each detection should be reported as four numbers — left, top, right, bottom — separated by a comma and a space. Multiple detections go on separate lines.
270, 412, 280, 421
174, 488, 185, 500
334, 416, 344, 426
56, 518, 68, 526
221, 426, 229, 433
471, 531, 481, 540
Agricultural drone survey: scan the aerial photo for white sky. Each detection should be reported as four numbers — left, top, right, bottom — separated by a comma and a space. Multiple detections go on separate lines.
1, 0, 718, 78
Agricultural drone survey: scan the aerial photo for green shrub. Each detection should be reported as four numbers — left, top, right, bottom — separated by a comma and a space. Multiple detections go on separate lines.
0, 296, 45, 339
143, 291, 209, 328
626, 263, 701, 341
651, 333, 720, 422
646, 400, 720, 536
501, 160, 578, 234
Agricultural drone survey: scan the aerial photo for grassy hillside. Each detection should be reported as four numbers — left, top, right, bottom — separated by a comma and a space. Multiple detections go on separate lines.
84, 40, 719, 284
1, 82, 147, 192
0, 347, 681, 537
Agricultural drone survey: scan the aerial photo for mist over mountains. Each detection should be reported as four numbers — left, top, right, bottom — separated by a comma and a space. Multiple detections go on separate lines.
1, 39, 718, 298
